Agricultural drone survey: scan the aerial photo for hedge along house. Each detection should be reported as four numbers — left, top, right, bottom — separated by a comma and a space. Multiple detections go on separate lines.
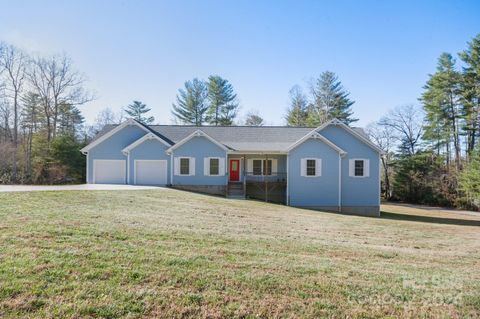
81, 118, 383, 216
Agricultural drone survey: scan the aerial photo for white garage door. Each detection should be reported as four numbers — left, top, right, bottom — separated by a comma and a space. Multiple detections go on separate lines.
94, 160, 126, 184
135, 160, 167, 185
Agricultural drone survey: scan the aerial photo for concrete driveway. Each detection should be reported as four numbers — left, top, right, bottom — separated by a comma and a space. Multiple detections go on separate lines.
0, 184, 164, 192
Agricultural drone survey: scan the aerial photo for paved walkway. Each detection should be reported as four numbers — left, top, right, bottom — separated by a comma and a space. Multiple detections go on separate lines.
0, 184, 163, 192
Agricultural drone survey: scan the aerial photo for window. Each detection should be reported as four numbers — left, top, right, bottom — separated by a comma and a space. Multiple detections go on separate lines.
180, 158, 190, 175
301, 158, 321, 177
306, 159, 316, 176
354, 160, 364, 177
209, 158, 219, 175
349, 159, 369, 178
253, 160, 262, 175
263, 160, 272, 175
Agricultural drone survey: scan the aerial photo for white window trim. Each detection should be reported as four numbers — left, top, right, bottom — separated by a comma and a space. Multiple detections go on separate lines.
301, 158, 322, 177
349, 158, 370, 178
248, 158, 278, 176
176, 156, 195, 176
204, 157, 224, 176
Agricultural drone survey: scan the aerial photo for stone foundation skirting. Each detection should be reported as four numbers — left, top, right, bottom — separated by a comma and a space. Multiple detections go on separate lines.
293, 205, 380, 217
341, 206, 380, 217
171, 185, 226, 196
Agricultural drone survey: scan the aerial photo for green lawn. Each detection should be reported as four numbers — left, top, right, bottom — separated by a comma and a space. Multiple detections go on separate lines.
0, 189, 479, 318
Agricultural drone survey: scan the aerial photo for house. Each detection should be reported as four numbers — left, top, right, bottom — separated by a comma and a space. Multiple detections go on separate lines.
80, 118, 382, 216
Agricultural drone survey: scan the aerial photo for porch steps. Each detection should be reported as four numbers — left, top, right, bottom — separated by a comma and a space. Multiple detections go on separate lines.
227, 183, 245, 199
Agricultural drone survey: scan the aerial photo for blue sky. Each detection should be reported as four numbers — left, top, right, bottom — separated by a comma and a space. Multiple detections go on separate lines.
1, 0, 479, 127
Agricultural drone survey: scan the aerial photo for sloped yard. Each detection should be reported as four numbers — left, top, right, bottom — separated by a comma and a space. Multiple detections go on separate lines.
0, 189, 479, 318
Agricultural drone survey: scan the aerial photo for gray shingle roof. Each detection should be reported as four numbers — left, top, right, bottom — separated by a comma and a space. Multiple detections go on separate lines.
91, 123, 368, 152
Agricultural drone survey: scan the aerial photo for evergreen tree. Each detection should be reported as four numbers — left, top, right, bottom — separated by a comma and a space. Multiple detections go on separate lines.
172, 78, 208, 125
459, 147, 480, 209
307, 71, 357, 126
57, 103, 84, 137
392, 151, 451, 206
244, 111, 264, 126
285, 86, 308, 126
420, 53, 463, 169
206, 75, 239, 126
124, 100, 154, 125
459, 34, 480, 156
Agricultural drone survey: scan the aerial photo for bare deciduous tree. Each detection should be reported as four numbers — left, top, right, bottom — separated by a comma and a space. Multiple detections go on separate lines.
28, 54, 93, 142
366, 122, 397, 199
0, 43, 27, 181
379, 105, 423, 155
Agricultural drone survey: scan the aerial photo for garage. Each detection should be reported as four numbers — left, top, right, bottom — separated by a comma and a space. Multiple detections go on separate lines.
134, 160, 168, 185
93, 160, 126, 184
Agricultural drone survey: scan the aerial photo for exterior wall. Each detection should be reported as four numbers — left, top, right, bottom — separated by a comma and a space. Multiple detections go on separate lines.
172, 136, 227, 186
287, 138, 340, 207
128, 139, 171, 184
319, 125, 380, 212
87, 125, 147, 183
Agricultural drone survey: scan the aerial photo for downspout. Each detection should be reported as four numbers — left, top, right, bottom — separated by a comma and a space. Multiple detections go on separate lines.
286, 154, 289, 205
338, 153, 342, 212
170, 152, 173, 186
126, 151, 130, 184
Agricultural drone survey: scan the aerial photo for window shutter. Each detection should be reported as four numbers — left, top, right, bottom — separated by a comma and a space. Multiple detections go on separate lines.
190, 157, 195, 176
364, 159, 370, 177
300, 158, 306, 177
316, 158, 322, 176
219, 158, 225, 176
174, 157, 180, 175
349, 159, 354, 177
247, 159, 253, 174
204, 157, 209, 176
272, 159, 278, 174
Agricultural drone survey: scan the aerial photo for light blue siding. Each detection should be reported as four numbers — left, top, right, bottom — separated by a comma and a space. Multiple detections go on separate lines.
87, 125, 146, 183
172, 136, 227, 185
319, 125, 380, 207
128, 139, 171, 184
288, 138, 340, 207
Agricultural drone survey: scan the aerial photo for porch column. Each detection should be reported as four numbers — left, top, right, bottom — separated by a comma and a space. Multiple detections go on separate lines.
243, 155, 246, 196
265, 154, 268, 202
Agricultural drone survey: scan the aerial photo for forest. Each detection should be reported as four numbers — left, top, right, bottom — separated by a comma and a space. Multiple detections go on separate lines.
1, 34, 479, 210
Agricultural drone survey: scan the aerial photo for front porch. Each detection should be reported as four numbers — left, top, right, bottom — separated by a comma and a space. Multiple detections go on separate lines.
227, 154, 287, 204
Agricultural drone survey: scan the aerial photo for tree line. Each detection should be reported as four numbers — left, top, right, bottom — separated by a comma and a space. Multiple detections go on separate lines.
366, 34, 480, 210
0, 42, 92, 184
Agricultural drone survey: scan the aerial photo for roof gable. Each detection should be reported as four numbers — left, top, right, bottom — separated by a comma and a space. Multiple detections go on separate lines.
81, 119, 172, 153
121, 133, 171, 154
287, 130, 347, 155
316, 119, 383, 154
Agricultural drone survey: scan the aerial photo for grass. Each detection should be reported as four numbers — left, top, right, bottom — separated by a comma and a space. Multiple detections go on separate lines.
0, 189, 479, 318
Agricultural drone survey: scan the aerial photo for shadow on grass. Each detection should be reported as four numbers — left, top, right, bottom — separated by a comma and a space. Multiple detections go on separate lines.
381, 211, 480, 227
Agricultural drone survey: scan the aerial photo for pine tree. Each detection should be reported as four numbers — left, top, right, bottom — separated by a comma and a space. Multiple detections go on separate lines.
124, 100, 154, 125
172, 78, 208, 126
420, 53, 463, 169
307, 71, 357, 126
459, 34, 480, 157
459, 147, 480, 209
285, 86, 308, 126
206, 75, 239, 126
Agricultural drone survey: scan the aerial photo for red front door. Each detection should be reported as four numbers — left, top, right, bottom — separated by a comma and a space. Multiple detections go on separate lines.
229, 159, 240, 182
